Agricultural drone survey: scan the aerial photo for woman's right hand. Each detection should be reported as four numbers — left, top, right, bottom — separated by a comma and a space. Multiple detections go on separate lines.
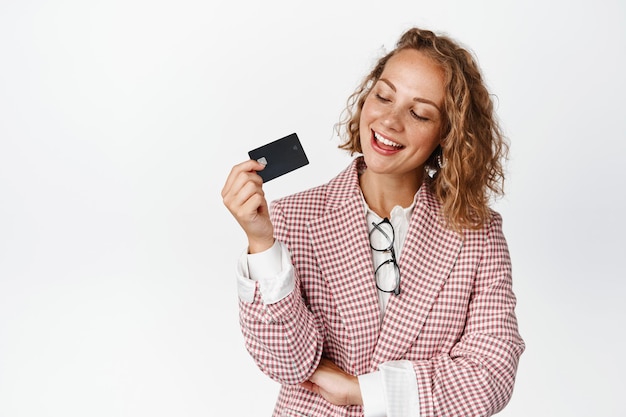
221, 159, 275, 254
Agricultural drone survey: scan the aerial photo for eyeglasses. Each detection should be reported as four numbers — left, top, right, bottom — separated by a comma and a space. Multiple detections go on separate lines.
369, 217, 401, 296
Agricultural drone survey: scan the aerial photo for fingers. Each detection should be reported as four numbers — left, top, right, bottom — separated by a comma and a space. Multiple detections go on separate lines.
300, 380, 319, 395
222, 160, 264, 214
303, 358, 362, 406
225, 175, 265, 218
221, 159, 265, 200
222, 159, 274, 252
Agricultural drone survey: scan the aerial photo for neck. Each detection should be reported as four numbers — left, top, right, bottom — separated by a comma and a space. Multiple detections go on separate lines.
359, 169, 422, 218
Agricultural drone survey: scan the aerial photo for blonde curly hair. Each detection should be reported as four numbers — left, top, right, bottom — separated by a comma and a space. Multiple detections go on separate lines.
337, 27, 509, 231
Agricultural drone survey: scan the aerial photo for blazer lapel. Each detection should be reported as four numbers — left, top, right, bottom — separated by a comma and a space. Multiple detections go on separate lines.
307, 161, 381, 374
370, 187, 463, 368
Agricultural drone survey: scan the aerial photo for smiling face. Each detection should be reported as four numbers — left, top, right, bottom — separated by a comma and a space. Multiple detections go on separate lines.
359, 48, 445, 182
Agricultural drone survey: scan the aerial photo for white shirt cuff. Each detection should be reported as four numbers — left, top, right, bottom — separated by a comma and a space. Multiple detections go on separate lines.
359, 361, 421, 417
236, 240, 295, 304
248, 239, 283, 279
379, 360, 421, 417
358, 370, 386, 417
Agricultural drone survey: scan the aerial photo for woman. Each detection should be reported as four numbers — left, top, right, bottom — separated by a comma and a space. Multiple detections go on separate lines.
222, 27, 524, 417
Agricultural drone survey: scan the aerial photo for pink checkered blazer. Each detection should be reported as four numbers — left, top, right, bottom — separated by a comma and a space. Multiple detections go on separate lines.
239, 157, 524, 417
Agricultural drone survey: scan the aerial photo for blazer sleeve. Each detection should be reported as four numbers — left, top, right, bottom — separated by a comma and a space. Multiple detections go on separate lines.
237, 203, 324, 386
412, 212, 525, 417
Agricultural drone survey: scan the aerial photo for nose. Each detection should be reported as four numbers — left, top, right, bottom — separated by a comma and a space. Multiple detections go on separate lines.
381, 106, 403, 131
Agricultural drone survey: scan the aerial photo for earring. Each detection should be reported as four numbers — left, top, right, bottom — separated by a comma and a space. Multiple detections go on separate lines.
437, 153, 446, 168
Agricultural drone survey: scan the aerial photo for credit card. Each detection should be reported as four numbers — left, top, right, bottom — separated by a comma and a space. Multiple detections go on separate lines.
248, 133, 309, 182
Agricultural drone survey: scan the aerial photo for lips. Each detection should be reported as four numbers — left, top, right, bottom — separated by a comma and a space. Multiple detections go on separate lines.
373, 131, 404, 151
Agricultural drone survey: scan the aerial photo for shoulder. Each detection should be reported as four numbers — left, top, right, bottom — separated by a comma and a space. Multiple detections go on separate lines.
459, 208, 508, 255
417, 184, 506, 241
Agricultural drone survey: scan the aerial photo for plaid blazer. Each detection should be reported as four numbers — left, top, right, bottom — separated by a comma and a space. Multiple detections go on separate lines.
239, 157, 524, 417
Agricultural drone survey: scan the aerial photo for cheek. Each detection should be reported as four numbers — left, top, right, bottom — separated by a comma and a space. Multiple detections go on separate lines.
360, 96, 378, 121
406, 126, 442, 151
358, 121, 370, 149
359, 103, 373, 130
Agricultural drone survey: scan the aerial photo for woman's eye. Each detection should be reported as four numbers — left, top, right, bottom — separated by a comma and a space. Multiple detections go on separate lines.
410, 110, 429, 121
375, 94, 391, 102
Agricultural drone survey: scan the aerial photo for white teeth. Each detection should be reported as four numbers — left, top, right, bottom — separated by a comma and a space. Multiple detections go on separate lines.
374, 132, 402, 148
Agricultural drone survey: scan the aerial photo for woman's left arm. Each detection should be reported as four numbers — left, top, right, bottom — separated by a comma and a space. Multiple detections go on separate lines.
410, 211, 525, 416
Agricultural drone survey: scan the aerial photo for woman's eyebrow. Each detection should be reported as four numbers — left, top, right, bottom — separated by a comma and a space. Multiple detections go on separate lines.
414, 97, 441, 113
380, 78, 397, 92
379, 77, 442, 113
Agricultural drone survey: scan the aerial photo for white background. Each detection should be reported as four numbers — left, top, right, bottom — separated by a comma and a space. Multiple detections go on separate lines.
1, 0, 625, 416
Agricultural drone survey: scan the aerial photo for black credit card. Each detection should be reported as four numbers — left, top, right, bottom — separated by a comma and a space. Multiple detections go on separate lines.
248, 133, 309, 182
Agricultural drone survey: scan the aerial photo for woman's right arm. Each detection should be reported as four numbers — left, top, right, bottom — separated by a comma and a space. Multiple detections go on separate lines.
222, 161, 324, 385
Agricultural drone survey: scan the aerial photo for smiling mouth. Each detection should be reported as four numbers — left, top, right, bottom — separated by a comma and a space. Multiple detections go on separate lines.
373, 131, 404, 149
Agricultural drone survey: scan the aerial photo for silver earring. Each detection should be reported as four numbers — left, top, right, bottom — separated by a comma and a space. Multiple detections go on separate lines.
437, 153, 446, 168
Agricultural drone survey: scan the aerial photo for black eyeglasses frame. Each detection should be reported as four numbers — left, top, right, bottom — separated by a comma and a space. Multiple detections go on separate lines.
368, 217, 401, 296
